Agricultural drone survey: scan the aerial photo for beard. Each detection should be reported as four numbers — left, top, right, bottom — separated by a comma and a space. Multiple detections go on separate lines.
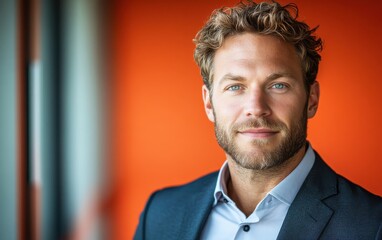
214, 108, 308, 171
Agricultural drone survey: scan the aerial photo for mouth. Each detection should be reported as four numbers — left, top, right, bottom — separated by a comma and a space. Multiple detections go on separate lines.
238, 128, 279, 138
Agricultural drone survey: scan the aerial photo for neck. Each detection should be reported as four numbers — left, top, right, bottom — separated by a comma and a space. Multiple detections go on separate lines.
226, 145, 306, 217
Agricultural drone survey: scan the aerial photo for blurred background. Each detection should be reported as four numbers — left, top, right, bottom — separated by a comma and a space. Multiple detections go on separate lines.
1, 0, 381, 239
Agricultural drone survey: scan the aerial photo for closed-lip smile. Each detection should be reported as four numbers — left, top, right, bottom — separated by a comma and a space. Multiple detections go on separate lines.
238, 128, 278, 138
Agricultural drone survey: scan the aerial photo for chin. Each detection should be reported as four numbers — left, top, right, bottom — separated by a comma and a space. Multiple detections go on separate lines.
230, 147, 289, 170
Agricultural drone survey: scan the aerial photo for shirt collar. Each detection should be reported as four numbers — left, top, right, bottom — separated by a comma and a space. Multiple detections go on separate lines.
213, 160, 229, 205
213, 143, 316, 206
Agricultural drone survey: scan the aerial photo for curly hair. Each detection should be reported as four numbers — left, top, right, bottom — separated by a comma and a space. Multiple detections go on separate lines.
193, 0, 323, 92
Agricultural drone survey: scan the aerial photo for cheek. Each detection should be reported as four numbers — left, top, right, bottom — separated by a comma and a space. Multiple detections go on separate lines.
270, 96, 306, 125
213, 98, 243, 123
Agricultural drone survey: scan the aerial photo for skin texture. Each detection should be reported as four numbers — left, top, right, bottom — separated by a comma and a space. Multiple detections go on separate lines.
202, 32, 320, 216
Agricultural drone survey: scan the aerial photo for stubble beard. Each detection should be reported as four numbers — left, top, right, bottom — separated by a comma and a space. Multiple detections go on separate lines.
214, 109, 308, 171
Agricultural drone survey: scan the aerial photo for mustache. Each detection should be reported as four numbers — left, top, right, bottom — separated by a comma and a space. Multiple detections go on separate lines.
231, 118, 286, 132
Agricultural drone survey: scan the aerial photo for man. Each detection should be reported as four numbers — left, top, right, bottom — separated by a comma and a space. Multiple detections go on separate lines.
134, 1, 382, 239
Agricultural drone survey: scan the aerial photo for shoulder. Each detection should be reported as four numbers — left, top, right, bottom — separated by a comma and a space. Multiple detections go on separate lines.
149, 171, 219, 206
287, 152, 382, 239
312, 152, 382, 214
134, 171, 219, 239
331, 173, 382, 216
323, 173, 382, 238
140, 171, 219, 218
314, 153, 382, 235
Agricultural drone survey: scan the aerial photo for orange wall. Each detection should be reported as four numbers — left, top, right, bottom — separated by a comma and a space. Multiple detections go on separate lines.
110, 0, 382, 238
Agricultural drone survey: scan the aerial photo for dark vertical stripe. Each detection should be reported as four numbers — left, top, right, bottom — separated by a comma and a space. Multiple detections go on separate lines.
41, 0, 63, 238
17, 0, 31, 238
53, 0, 63, 238
17, 0, 26, 237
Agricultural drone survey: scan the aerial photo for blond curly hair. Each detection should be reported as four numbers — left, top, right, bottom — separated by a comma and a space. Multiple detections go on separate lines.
194, 0, 323, 92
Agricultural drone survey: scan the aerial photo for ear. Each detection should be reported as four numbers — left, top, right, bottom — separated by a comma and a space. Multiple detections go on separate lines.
202, 85, 215, 122
307, 81, 320, 119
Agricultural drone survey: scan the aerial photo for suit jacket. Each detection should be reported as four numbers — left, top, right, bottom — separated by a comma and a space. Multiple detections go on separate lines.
134, 153, 382, 239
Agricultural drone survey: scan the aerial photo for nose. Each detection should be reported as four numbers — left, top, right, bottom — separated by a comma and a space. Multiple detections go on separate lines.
244, 88, 271, 118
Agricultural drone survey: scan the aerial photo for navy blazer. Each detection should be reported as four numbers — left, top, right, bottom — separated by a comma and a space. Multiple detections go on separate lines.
134, 153, 382, 239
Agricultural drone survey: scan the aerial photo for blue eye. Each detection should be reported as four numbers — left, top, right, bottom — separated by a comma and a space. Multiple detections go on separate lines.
227, 85, 241, 91
272, 83, 286, 89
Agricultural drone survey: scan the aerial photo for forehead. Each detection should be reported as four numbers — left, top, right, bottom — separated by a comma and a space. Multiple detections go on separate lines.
212, 33, 302, 84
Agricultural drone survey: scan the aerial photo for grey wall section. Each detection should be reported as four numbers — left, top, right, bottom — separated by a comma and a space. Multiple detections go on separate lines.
39, 0, 106, 238
0, 0, 18, 239
62, 1, 106, 238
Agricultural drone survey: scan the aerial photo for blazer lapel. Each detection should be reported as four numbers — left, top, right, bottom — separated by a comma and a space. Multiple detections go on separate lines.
277, 153, 338, 240
176, 173, 217, 240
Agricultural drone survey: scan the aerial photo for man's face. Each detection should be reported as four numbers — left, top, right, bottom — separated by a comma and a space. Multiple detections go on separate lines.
202, 33, 319, 170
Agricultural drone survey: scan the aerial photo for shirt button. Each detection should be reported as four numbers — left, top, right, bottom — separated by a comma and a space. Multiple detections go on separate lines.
243, 225, 250, 232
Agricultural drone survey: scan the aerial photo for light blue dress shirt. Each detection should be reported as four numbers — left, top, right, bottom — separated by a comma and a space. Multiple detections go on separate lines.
200, 145, 315, 240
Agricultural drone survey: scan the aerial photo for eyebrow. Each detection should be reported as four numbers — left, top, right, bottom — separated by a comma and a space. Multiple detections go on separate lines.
265, 72, 296, 81
217, 73, 246, 85
217, 72, 297, 86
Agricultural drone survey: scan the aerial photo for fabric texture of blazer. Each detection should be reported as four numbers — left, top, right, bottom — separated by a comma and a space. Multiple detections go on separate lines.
134, 153, 382, 240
